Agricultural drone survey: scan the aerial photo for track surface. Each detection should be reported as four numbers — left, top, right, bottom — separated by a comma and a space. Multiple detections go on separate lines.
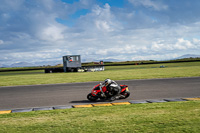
0, 77, 200, 110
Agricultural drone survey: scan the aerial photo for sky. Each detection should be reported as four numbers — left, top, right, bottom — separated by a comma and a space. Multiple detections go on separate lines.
0, 0, 200, 66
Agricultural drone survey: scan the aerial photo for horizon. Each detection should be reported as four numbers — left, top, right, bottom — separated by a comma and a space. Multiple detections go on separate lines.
1, 54, 200, 68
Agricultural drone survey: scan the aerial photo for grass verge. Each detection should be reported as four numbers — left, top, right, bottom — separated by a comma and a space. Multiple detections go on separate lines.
0, 101, 199, 133
0, 62, 200, 86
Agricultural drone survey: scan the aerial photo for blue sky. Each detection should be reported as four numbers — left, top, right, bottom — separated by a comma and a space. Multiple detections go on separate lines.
0, 0, 200, 66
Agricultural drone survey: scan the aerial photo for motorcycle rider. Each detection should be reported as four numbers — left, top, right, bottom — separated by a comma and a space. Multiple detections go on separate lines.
102, 78, 121, 101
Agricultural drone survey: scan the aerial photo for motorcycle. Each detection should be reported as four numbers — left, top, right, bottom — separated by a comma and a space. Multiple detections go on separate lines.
87, 83, 130, 101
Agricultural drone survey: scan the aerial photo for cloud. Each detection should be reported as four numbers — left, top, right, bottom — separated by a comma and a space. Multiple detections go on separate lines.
0, 40, 4, 45
37, 24, 66, 42
74, 3, 122, 33
151, 38, 200, 53
0, 0, 200, 66
128, 0, 168, 11
174, 38, 194, 50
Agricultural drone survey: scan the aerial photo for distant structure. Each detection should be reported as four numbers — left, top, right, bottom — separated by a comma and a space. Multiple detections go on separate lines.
45, 55, 104, 73
63, 55, 81, 72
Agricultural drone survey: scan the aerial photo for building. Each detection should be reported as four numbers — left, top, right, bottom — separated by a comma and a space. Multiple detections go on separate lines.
63, 55, 81, 72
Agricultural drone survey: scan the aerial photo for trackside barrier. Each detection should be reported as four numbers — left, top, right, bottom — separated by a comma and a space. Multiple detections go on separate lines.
0, 97, 200, 115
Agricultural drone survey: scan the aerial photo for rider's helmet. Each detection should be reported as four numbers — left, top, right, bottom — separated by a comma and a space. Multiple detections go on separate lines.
104, 78, 112, 86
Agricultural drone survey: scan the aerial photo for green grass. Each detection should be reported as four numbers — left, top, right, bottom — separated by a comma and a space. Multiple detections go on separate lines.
0, 62, 200, 86
0, 62, 199, 132
0, 101, 200, 133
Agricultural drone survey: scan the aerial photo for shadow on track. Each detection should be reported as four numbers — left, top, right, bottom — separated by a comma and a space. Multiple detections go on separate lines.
70, 99, 110, 104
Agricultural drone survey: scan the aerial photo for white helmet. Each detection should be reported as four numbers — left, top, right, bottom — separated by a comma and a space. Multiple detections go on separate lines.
104, 78, 111, 86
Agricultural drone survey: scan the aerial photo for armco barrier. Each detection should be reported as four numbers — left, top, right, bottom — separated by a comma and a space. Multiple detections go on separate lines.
0, 97, 200, 115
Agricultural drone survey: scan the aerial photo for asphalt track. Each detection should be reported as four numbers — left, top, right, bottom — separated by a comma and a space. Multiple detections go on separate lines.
0, 77, 200, 110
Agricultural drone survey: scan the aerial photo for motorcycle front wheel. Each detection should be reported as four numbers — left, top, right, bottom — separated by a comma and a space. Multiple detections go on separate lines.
87, 93, 98, 101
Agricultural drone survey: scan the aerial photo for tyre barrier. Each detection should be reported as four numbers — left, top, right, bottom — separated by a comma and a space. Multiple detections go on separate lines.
0, 97, 200, 115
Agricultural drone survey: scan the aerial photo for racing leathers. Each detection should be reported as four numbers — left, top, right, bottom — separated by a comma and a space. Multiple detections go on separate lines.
104, 80, 121, 101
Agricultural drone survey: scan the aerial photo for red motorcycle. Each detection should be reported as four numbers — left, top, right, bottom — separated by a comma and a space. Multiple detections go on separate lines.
87, 83, 130, 101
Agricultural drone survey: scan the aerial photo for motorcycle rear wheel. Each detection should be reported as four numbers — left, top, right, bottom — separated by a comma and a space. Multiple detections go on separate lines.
121, 91, 130, 99
87, 93, 98, 101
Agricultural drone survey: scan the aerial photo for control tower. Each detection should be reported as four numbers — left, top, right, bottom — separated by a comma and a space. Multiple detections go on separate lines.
63, 55, 81, 72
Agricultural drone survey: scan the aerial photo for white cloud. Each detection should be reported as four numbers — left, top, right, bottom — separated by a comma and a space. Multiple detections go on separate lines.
95, 20, 112, 32
192, 38, 200, 47
128, 0, 168, 11
0, 0, 200, 66
0, 40, 4, 45
76, 3, 122, 33
174, 38, 193, 50
151, 38, 199, 53
38, 24, 66, 42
